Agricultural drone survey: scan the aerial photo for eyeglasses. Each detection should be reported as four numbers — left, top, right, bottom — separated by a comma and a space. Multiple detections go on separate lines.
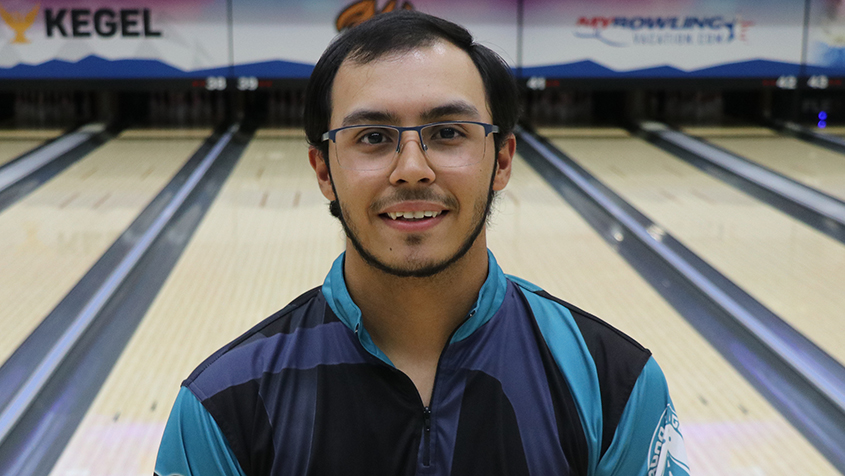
321, 121, 500, 171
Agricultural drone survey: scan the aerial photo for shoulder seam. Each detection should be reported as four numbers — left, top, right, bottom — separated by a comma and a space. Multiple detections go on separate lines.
531, 289, 649, 354
525, 287, 652, 458
514, 285, 590, 475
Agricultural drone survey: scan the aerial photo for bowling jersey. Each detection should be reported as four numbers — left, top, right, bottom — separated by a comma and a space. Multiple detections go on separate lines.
155, 251, 689, 476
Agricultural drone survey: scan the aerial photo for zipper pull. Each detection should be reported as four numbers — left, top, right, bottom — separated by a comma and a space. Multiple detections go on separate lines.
423, 406, 431, 431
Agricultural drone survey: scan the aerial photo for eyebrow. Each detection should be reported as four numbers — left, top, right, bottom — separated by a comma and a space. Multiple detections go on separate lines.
420, 101, 482, 123
341, 110, 400, 127
340, 101, 483, 127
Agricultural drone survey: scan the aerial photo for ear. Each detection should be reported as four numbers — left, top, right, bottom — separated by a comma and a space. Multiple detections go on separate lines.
492, 133, 515, 192
309, 146, 337, 201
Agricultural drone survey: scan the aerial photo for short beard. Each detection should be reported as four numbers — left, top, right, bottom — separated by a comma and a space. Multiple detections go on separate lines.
330, 168, 498, 279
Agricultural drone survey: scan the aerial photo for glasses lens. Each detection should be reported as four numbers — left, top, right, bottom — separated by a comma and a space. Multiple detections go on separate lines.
331, 122, 491, 170
421, 122, 488, 167
334, 126, 400, 170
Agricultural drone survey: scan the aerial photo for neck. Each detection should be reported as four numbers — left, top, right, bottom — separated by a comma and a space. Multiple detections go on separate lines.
343, 236, 490, 362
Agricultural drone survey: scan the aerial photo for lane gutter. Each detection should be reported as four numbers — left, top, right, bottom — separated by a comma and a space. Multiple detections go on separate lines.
773, 120, 845, 156
0, 123, 120, 214
0, 122, 253, 476
516, 125, 845, 472
635, 121, 845, 245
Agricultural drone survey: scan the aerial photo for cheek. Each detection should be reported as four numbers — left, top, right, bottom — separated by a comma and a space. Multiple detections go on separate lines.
333, 173, 383, 208
446, 169, 494, 204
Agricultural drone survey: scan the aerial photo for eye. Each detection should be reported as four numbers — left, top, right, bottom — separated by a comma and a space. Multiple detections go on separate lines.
355, 128, 394, 146
436, 127, 458, 139
361, 131, 387, 144
428, 124, 468, 141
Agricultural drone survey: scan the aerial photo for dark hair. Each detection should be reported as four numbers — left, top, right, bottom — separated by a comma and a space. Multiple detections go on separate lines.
304, 10, 519, 161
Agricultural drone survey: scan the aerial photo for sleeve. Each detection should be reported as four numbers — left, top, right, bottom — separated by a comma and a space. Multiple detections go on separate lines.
154, 386, 247, 476
595, 357, 690, 476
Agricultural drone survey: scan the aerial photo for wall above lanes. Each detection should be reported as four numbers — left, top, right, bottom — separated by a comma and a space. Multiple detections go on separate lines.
522, 0, 805, 79
0, 0, 231, 79
0, 0, 842, 88
229, 0, 518, 79
807, 0, 845, 78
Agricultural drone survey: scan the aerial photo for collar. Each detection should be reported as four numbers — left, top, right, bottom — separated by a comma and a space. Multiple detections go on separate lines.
321, 250, 509, 366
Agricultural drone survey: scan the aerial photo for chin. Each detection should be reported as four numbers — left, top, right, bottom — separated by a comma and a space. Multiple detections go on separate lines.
368, 249, 456, 278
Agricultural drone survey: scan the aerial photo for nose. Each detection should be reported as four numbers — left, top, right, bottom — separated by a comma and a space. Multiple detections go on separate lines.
388, 130, 435, 185
393, 128, 428, 154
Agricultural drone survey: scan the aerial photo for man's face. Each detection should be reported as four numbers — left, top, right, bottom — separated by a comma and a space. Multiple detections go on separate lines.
311, 41, 513, 277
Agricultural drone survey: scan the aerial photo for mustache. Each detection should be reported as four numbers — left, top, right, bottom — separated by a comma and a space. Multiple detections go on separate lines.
369, 189, 458, 213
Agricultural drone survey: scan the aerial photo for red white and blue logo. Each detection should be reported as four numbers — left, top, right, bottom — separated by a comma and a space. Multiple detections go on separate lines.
576, 15, 754, 47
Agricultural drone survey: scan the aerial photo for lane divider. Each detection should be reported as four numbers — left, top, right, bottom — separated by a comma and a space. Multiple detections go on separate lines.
0, 123, 106, 194
518, 126, 845, 414
640, 121, 845, 226
0, 123, 240, 445
779, 121, 845, 154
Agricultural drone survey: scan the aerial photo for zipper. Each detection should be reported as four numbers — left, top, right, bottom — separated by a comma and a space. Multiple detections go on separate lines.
419, 317, 469, 468
422, 406, 432, 466
420, 309, 478, 468
362, 309, 475, 469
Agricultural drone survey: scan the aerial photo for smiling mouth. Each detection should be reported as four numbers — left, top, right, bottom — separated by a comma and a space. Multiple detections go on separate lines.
384, 211, 446, 221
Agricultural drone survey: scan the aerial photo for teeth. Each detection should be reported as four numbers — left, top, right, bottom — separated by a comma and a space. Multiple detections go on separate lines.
386, 211, 442, 220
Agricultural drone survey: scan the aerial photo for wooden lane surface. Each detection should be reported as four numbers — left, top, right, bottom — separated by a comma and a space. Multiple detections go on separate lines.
682, 126, 845, 202
681, 126, 778, 138
551, 130, 845, 367
0, 130, 208, 366
50, 129, 836, 475
0, 129, 63, 168
49, 130, 343, 476
487, 153, 837, 475
815, 126, 845, 135
536, 126, 631, 138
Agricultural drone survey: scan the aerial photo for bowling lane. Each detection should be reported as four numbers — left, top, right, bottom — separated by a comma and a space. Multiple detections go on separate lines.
683, 126, 845, 201
489, 153, 836, 475
52, 131, 837, 475
49, 129, 344, 475
814, 126, 845, 136
0, 129, 63, 167
0, 129, 208, 365
549, 128, 845, 367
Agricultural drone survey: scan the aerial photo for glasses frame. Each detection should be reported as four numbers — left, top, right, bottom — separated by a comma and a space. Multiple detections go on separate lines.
321, 120, 500, 170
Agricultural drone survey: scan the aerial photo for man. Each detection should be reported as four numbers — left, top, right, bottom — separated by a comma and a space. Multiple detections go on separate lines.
155, 10, 688, 476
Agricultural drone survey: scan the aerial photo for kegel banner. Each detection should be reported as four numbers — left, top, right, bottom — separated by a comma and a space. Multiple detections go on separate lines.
0, 0, 230, 78
0, 0, 829, 81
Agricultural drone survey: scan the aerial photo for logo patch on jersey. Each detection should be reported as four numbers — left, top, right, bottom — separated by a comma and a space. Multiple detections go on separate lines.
648, 404, 690, 476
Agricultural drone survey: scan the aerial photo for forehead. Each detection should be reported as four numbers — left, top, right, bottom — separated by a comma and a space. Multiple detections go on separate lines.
329, 41, 490, 127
